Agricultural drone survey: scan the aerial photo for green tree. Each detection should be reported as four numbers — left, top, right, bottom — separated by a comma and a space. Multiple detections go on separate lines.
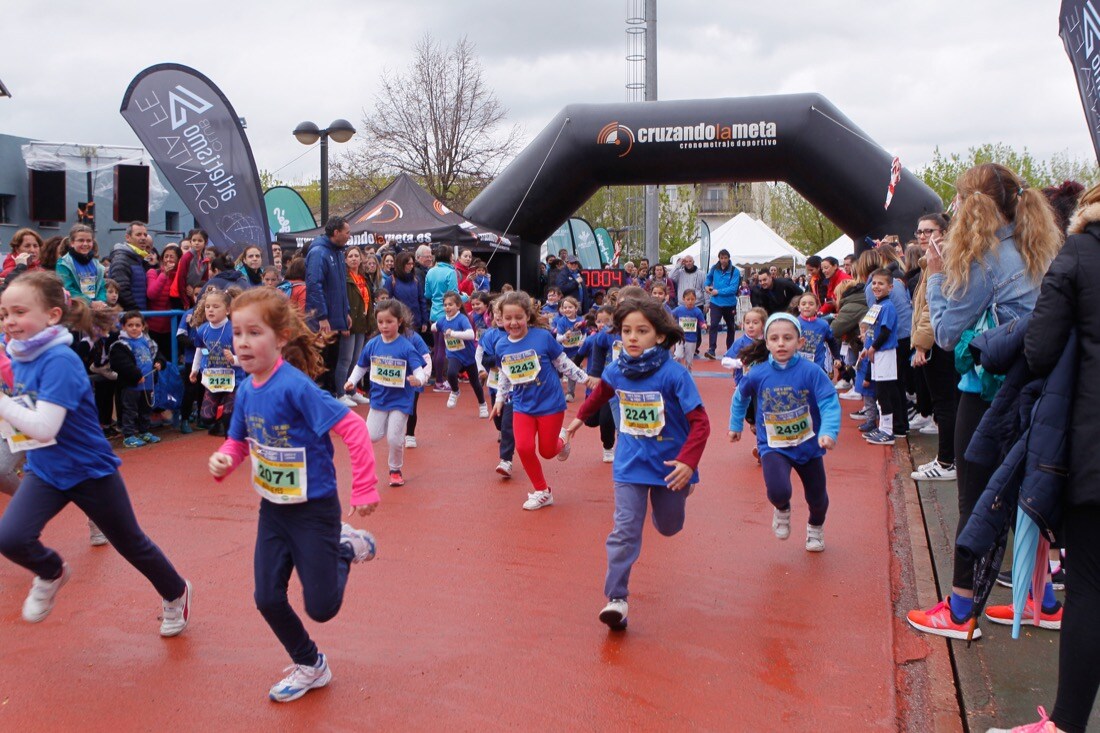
766, 183, 840, 255
658, 188, 699, 263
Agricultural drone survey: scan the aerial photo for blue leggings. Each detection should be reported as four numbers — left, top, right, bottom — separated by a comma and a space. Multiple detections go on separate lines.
761, 452, 829, 526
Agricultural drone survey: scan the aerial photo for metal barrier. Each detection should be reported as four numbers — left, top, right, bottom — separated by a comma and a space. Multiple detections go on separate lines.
139, 309, 188, 364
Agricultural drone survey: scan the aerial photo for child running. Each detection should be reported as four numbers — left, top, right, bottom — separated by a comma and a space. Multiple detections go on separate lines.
565, 296, 711, 630
490, 291, 597, 511
435, 291, 487, 417
552, 296, 587, 402
576, 304, 620, 462
0, 272, 192, 634
345, 300, 428, 487
796, 292, 840, 373
728, 313, 840, 551
189, 289, 241, 437
671, 289, 706, 371
477, 297, 517, 477
206, 287, 378, 703
721, 307, 767, 382
402, 322, 432, 451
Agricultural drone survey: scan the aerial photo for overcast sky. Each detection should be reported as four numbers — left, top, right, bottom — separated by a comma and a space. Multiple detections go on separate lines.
2, 1, 1094, 186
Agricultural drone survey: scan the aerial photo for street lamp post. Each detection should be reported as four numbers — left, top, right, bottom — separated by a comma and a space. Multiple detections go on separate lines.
292, 119, 356, 225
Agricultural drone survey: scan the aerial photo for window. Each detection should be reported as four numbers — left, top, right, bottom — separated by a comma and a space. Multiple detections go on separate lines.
165, 210, 179, 233
0, 195, 12, 225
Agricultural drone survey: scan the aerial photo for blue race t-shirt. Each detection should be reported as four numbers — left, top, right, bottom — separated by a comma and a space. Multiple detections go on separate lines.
118, 334, 155, 392
552, 314, 587, 356
436, 312, 476, 367
601, 356, 703, 486
723, 334, 759, 381
496, 328, 566, 416
403, 331, 430, 394
671, 306, 706, 343
798, 317, 834, 370
869, 298, 899, 351
12, 344, 121, 489
195, 320, 244, 381
228, 361, 349, 501
356, 335, 426, 414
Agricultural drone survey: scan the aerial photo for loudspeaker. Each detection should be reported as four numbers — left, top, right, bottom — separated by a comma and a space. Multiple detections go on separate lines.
28, 170, 66, 222
114, 165, 149, 223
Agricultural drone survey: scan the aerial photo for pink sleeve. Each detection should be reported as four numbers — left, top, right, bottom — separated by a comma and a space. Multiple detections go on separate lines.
331, 411, 380, 506
0, 350, 13, 391
213, 438, 249, 482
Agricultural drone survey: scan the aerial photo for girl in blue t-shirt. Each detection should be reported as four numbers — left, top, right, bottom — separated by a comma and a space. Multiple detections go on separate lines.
346, 301, 428, 487
721, 307, 767, 383
552, 296, 587, 402
796, 292, 840, 374
576, 305, 619, 462
728, 313, 841, 553
434, 291, 487, 417
207, 287, 379, 703
565, 296, 711, 631
401, 328, 432, 451
477, 297, 516, 477
0, 271, 192, 636
670, 289, 706, 371
490, 291, 597, 511
188, 289, 241, 437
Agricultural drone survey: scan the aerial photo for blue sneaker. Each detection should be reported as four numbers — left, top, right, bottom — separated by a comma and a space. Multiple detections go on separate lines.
123, 436, 146, 448
857, 420, 877, 433
268, 653, 332, 702
865, 430, 896, 446
179, 421, 193, 435
139, 433, 161, 444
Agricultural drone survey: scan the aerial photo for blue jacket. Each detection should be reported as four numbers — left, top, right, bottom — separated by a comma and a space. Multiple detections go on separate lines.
705, 264, 741, 308
424, 263, 459, 322
391, 272, 429, 330
305, 235, 350, 329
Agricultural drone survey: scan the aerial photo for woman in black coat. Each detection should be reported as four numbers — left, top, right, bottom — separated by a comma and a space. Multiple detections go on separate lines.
1018, 186, 1100, 733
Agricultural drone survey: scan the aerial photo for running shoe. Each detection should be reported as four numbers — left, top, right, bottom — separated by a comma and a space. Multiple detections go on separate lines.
857, 420, 877, 433
495, 460, 512, 478
909, 414, 933, 431
911, 461, 957, 482
839, 388, 863, 401
602, 449, 614, 463
556, 433, 571, 461
806, 524, 825, 552
864, 430, 896, 445
179, 421, 193, 435
920, 422, 940, 435
703, 351, 717, 360
986, 705, 1057, 733
599, 598, 629, 630
432, 383, 450, 393
984, 600, 1062, 630
22, 563, 71, 623
522, 490, 554, 511
350, 392, 370, 405
996, 568, 1065, 591
339, 523, 377, 563
160, 579, 193, 637
996, 569, 1014, 588
446, 392, 459, 408
139, 432, 161, 444
123, 435, 146, 448
772, 508, 791, 540
834, 379, 852, 391
405, 436, 417, 449
906, 598, 982, 640
338, 395, 358, 408
849, 407, 870, 421
478, 404, 489, 419
88, 521, 108, 547
269, 653, 332, 703
388, 471, 405, 487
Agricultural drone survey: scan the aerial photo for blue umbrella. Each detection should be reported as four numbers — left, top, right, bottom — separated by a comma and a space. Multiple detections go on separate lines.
1010, 506, 1050, 639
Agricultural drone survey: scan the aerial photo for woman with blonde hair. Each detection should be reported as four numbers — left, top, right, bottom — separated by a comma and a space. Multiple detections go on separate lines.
907, 162, 1062, 641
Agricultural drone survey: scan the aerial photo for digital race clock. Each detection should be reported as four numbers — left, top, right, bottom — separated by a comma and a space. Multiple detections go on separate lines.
581, 268, 628, 289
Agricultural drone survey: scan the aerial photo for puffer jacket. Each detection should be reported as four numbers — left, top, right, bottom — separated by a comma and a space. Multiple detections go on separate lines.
830, 282, 869, 349
910, 265, 934, 352
108, 243, 149, 310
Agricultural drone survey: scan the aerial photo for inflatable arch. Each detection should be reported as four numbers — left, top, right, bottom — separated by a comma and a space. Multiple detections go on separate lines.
465, 94, 942, 285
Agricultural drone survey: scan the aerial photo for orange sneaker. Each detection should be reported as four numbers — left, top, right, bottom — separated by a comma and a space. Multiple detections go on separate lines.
984, 601, 1062, 630
906, 598, 982, 640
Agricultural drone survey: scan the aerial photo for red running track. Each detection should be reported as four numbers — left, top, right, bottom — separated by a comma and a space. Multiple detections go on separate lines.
0, 361, 909, 731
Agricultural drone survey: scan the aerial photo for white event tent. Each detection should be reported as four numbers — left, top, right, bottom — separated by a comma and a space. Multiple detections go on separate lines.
815, 234, 855, 261
673, 212, 807, 268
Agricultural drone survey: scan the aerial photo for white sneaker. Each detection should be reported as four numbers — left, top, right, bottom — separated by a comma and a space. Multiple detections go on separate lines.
839, 388, 863, 401
350, 392, 370, 405
556, 432, 571, 462
89, 521, 108, 547
404, 435, 417, 449
269, 653, 332, 703
523, 490, 554, 511
909, 414, 933, 430
495, 460, 512, 478
772, 508, 791, 540
478, 404, 489, 419
806, 524, 825, 552
599, 598, 628, 630
340, 522, 377, 563
920, 422, 939, 435
910, 461, 957, 482
338, 395, 358, 408
834, 379, 852, 391
22, 563, 71, 623
160, 579, 193, 637
602, 449, 615, 463
446, 392, 459, 408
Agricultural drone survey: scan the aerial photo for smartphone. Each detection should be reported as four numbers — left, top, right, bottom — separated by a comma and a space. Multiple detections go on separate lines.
928, 234, 944, 258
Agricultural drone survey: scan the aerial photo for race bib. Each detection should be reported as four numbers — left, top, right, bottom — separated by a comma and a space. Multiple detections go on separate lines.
861, 304, 881, 325
202, 368, 235, 393
763, 405, 815, 448
445, 336, 465, 352
501, 349, 540, 385
79, 274, 97, 299
369, 356, 407, 388
618, 390, 665, 437
0, 396, 57, 453
487, 368, 499, 390
679, 317, 698, 333
250, 441, 307, 504
562, 331, 585, 349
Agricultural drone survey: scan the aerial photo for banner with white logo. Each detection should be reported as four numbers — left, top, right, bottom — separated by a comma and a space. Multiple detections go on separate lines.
120, 64, 270, 260
593, 227, 614, 265
1060, 1, 1100, 164
697, 219, 711, 275
570, 218, 602, 270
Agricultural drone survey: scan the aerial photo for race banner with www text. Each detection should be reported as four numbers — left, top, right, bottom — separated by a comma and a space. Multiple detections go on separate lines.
120, 63, 270, 260
1061, 0, 1100, 164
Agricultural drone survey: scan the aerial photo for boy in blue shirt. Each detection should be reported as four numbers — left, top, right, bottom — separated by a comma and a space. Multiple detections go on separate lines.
109, 311, 164, 448
670, 289, 706, 371
861, 270, 901, 445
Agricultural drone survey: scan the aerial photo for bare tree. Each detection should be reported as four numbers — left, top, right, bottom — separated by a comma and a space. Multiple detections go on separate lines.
359, 34, 522, 209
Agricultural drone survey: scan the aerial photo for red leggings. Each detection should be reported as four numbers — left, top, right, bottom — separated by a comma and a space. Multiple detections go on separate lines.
512, 411, 565, 492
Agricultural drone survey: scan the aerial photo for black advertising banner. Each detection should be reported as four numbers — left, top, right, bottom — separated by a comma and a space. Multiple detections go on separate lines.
1060, 1, 1100, 164
120, 63, 270, 259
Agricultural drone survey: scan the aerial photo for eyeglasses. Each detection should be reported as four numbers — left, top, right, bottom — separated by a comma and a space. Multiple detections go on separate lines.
915, 228, 941, 237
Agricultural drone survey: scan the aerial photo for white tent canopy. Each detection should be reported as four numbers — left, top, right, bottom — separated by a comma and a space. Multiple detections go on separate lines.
815, 234, 854, 261
673, 212, 807, 268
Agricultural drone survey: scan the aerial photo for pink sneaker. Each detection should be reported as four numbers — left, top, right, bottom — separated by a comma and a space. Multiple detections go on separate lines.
985, 706, 1057, 733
